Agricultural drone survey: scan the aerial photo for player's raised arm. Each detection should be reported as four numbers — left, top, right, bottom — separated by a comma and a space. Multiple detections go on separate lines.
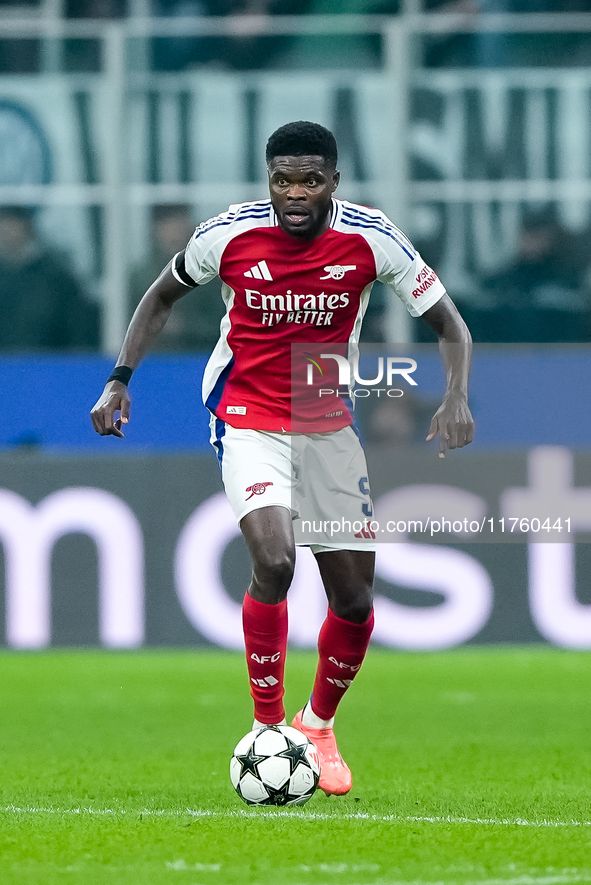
420, 293, 474, 458
90, 252, 196, 437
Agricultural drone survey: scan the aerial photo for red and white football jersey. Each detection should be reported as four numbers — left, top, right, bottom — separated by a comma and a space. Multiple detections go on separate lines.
184, 198, 445, 432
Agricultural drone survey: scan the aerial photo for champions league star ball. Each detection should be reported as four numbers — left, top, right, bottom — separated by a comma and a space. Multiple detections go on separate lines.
230, 725, 320, 806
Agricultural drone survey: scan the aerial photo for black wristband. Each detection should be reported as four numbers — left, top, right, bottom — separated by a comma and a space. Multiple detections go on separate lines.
107, 365, 133, 386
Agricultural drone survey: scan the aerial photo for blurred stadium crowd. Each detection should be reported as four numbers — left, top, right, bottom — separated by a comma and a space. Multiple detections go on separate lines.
4, 0, 591, 72
1, 0, 591, 356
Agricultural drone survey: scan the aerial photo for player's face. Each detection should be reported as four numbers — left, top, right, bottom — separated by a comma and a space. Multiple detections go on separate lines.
267, 155, 339, 241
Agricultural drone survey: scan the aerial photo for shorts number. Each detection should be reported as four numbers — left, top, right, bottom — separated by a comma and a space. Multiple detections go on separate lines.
359, 476, 373, 518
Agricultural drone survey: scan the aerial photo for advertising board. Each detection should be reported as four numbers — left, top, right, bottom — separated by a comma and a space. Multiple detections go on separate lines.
1, 447, 590, 649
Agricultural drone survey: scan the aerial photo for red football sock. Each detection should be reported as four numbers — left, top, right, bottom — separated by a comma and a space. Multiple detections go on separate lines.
242, 593, 288, 725
310, 607, 374, 722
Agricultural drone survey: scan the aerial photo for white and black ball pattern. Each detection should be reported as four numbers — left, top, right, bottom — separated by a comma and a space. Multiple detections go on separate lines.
230, 725, 320, 806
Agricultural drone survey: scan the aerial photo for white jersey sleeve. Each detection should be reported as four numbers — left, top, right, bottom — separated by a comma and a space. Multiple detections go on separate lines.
376, 245, 446, 318
336, 201, 446, 317
184, 200, 273, 286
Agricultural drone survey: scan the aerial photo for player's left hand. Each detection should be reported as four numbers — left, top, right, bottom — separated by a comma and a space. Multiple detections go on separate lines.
426, 391, 474, 458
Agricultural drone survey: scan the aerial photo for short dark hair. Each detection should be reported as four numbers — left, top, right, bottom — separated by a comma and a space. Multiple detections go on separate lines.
266, 121, 338, 169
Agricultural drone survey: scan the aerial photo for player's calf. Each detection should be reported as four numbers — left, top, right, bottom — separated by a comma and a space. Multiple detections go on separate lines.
243, 593, 289, 725
310, 607, 374, 722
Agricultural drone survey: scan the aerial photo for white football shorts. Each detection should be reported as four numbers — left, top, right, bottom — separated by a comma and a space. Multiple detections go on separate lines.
210, 416, 376, 553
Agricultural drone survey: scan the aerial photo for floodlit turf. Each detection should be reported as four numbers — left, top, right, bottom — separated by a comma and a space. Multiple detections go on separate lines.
1, 649, 591, 885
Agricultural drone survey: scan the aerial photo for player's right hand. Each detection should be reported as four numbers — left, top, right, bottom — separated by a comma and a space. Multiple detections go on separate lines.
90, 381, 131, 438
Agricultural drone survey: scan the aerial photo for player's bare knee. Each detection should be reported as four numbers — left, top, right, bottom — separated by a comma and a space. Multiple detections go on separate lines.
252, 547, 295, 596
330, 588, 373, 624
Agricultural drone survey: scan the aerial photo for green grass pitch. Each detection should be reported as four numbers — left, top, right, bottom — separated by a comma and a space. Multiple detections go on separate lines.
1, 648, 591, 885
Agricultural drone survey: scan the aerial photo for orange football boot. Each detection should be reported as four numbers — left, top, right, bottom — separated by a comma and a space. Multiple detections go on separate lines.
292, 709, 352, 796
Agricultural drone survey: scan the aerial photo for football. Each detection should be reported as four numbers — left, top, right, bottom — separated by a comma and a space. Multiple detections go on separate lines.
230, 725, 320, 806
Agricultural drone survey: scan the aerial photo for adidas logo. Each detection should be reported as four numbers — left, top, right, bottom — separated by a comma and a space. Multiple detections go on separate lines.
244, 260, 273, 281
251, 675, 279, 688
327, 677, 353, 689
